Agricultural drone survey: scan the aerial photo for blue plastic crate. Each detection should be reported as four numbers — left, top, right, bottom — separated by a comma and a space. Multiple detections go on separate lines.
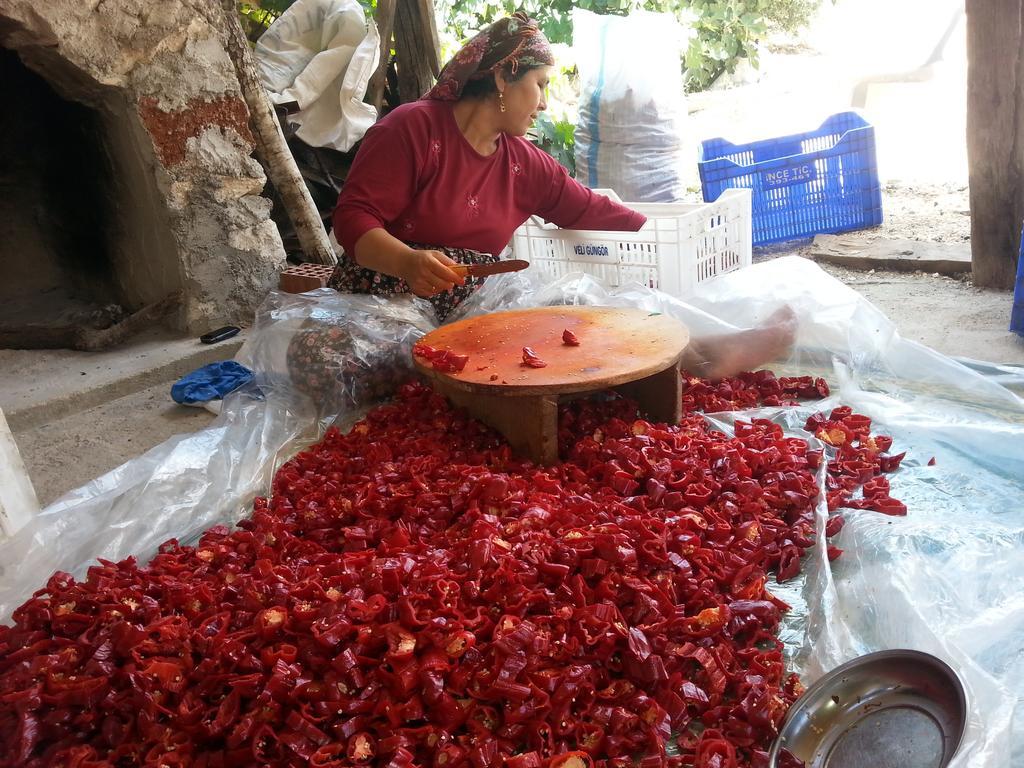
1011, 222, 1024, 336
698, 112, 883, 246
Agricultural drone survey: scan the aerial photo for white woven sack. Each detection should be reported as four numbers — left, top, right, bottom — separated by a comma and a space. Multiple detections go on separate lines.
573, 9, 687, 202
255, 0, 379, 152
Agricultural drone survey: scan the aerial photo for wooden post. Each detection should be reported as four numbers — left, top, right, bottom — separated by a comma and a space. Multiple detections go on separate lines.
215, 0, 337, 266
366, 0, 398, 115
392, 0, 442, 103
0, 407, 39, 539
966, 0, 1024, 289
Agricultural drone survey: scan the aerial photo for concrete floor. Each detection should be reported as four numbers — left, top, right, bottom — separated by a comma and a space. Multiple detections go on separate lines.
15, 384, 217, 506
1, 329, 243, 506
0, 328, 245, 431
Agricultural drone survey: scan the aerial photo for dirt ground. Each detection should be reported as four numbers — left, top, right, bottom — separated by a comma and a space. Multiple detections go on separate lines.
815, 262, 1024, 364
875, 183, 970, 244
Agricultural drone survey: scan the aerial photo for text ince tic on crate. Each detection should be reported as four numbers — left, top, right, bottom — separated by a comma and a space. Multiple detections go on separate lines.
763, 163, 817, 189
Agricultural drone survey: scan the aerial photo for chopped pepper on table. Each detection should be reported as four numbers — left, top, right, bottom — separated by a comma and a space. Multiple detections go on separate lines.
521, 346, 548, 368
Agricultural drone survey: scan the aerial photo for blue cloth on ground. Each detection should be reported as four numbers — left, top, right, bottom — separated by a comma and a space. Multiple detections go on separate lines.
171, 361, 254, 405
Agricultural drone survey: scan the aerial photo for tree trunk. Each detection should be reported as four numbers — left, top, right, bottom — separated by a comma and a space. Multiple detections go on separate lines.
215, 0, 336, 266
366, 0, 398, 115
393, 0, 441, 103
966, 0, 1024, 289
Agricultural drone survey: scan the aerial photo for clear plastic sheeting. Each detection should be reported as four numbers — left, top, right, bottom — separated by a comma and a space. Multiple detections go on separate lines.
235, 289, 437, 418
0, 389, 317, 618
1, 256, 1023, 767
0, 292, 439, 621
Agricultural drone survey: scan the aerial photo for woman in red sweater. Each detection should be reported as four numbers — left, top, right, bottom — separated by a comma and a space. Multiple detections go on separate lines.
291, 14, 794, 407
328, 12, 645, 320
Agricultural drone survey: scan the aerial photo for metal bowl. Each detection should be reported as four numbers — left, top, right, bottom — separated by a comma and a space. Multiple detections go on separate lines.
768, 649, 967, 768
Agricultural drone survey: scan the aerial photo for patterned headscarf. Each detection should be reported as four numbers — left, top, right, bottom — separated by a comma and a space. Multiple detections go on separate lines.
423, 13, 554, 101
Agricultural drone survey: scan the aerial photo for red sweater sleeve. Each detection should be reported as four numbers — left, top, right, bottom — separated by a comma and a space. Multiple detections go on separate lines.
332, 113, 420, 259
530, 148, 647, 232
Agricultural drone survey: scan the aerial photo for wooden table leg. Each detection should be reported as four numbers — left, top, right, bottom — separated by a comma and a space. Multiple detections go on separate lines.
614, 361, 682, 425
425, 359, 680, 463
428, 379, 559, 464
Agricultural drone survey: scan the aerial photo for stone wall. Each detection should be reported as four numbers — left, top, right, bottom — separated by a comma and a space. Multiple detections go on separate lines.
0, 0, 286, 334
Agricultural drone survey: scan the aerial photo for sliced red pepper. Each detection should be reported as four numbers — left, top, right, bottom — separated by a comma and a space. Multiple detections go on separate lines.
433, 351, 470, 373
682, 606, 730, 638
507, 752, 544, 768
824, 515, 845, 538
433, 743, 467, 767
548, 752, 595, 768
562, 329, 580, 346
521, 347, 548, 368
878, 451, 906, 472
255, 606, 288, 637
385, 623, 418, 658
310, 743, 346, 766
347, 732, 376, 764
413, 343, 440, 359
870, 496, 908, 516
414, 342, 470, 373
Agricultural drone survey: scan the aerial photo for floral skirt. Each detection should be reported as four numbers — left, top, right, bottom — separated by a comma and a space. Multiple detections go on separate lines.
326, 244, 498, 323
287, 245, 496, 409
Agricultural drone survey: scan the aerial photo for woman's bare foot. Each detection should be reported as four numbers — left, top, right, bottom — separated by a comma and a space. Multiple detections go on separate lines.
682, 306, 798, 380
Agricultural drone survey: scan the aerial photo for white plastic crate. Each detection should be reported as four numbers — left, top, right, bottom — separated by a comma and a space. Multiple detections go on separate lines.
511, 188, 752, 298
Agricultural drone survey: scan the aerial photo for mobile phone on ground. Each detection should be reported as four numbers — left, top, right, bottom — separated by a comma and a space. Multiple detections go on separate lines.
200, 326, 241, 344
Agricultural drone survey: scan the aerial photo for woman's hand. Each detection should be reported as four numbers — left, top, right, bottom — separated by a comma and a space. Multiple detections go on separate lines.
350, 230, 467, 297
400, 249, 466, 297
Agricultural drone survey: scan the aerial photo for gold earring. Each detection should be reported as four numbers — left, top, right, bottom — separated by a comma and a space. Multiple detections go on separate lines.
498, 92, 506, 113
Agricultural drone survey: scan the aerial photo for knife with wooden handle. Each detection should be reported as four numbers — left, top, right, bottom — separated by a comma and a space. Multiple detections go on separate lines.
452, 259, 530, 278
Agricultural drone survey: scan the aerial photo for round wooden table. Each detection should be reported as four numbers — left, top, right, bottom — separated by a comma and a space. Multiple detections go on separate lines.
413, 306, 690, 464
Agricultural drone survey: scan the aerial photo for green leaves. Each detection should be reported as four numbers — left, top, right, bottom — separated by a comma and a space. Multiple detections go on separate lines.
237, 1, 377, 38
527, 113, 576, 175
676, 0, 786, 90
439, 0, 824, 93
251, 0, 295, 15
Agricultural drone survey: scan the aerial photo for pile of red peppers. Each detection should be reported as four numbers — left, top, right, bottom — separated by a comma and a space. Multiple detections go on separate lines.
680, 372, 830, 415
0, 371, 907, 768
